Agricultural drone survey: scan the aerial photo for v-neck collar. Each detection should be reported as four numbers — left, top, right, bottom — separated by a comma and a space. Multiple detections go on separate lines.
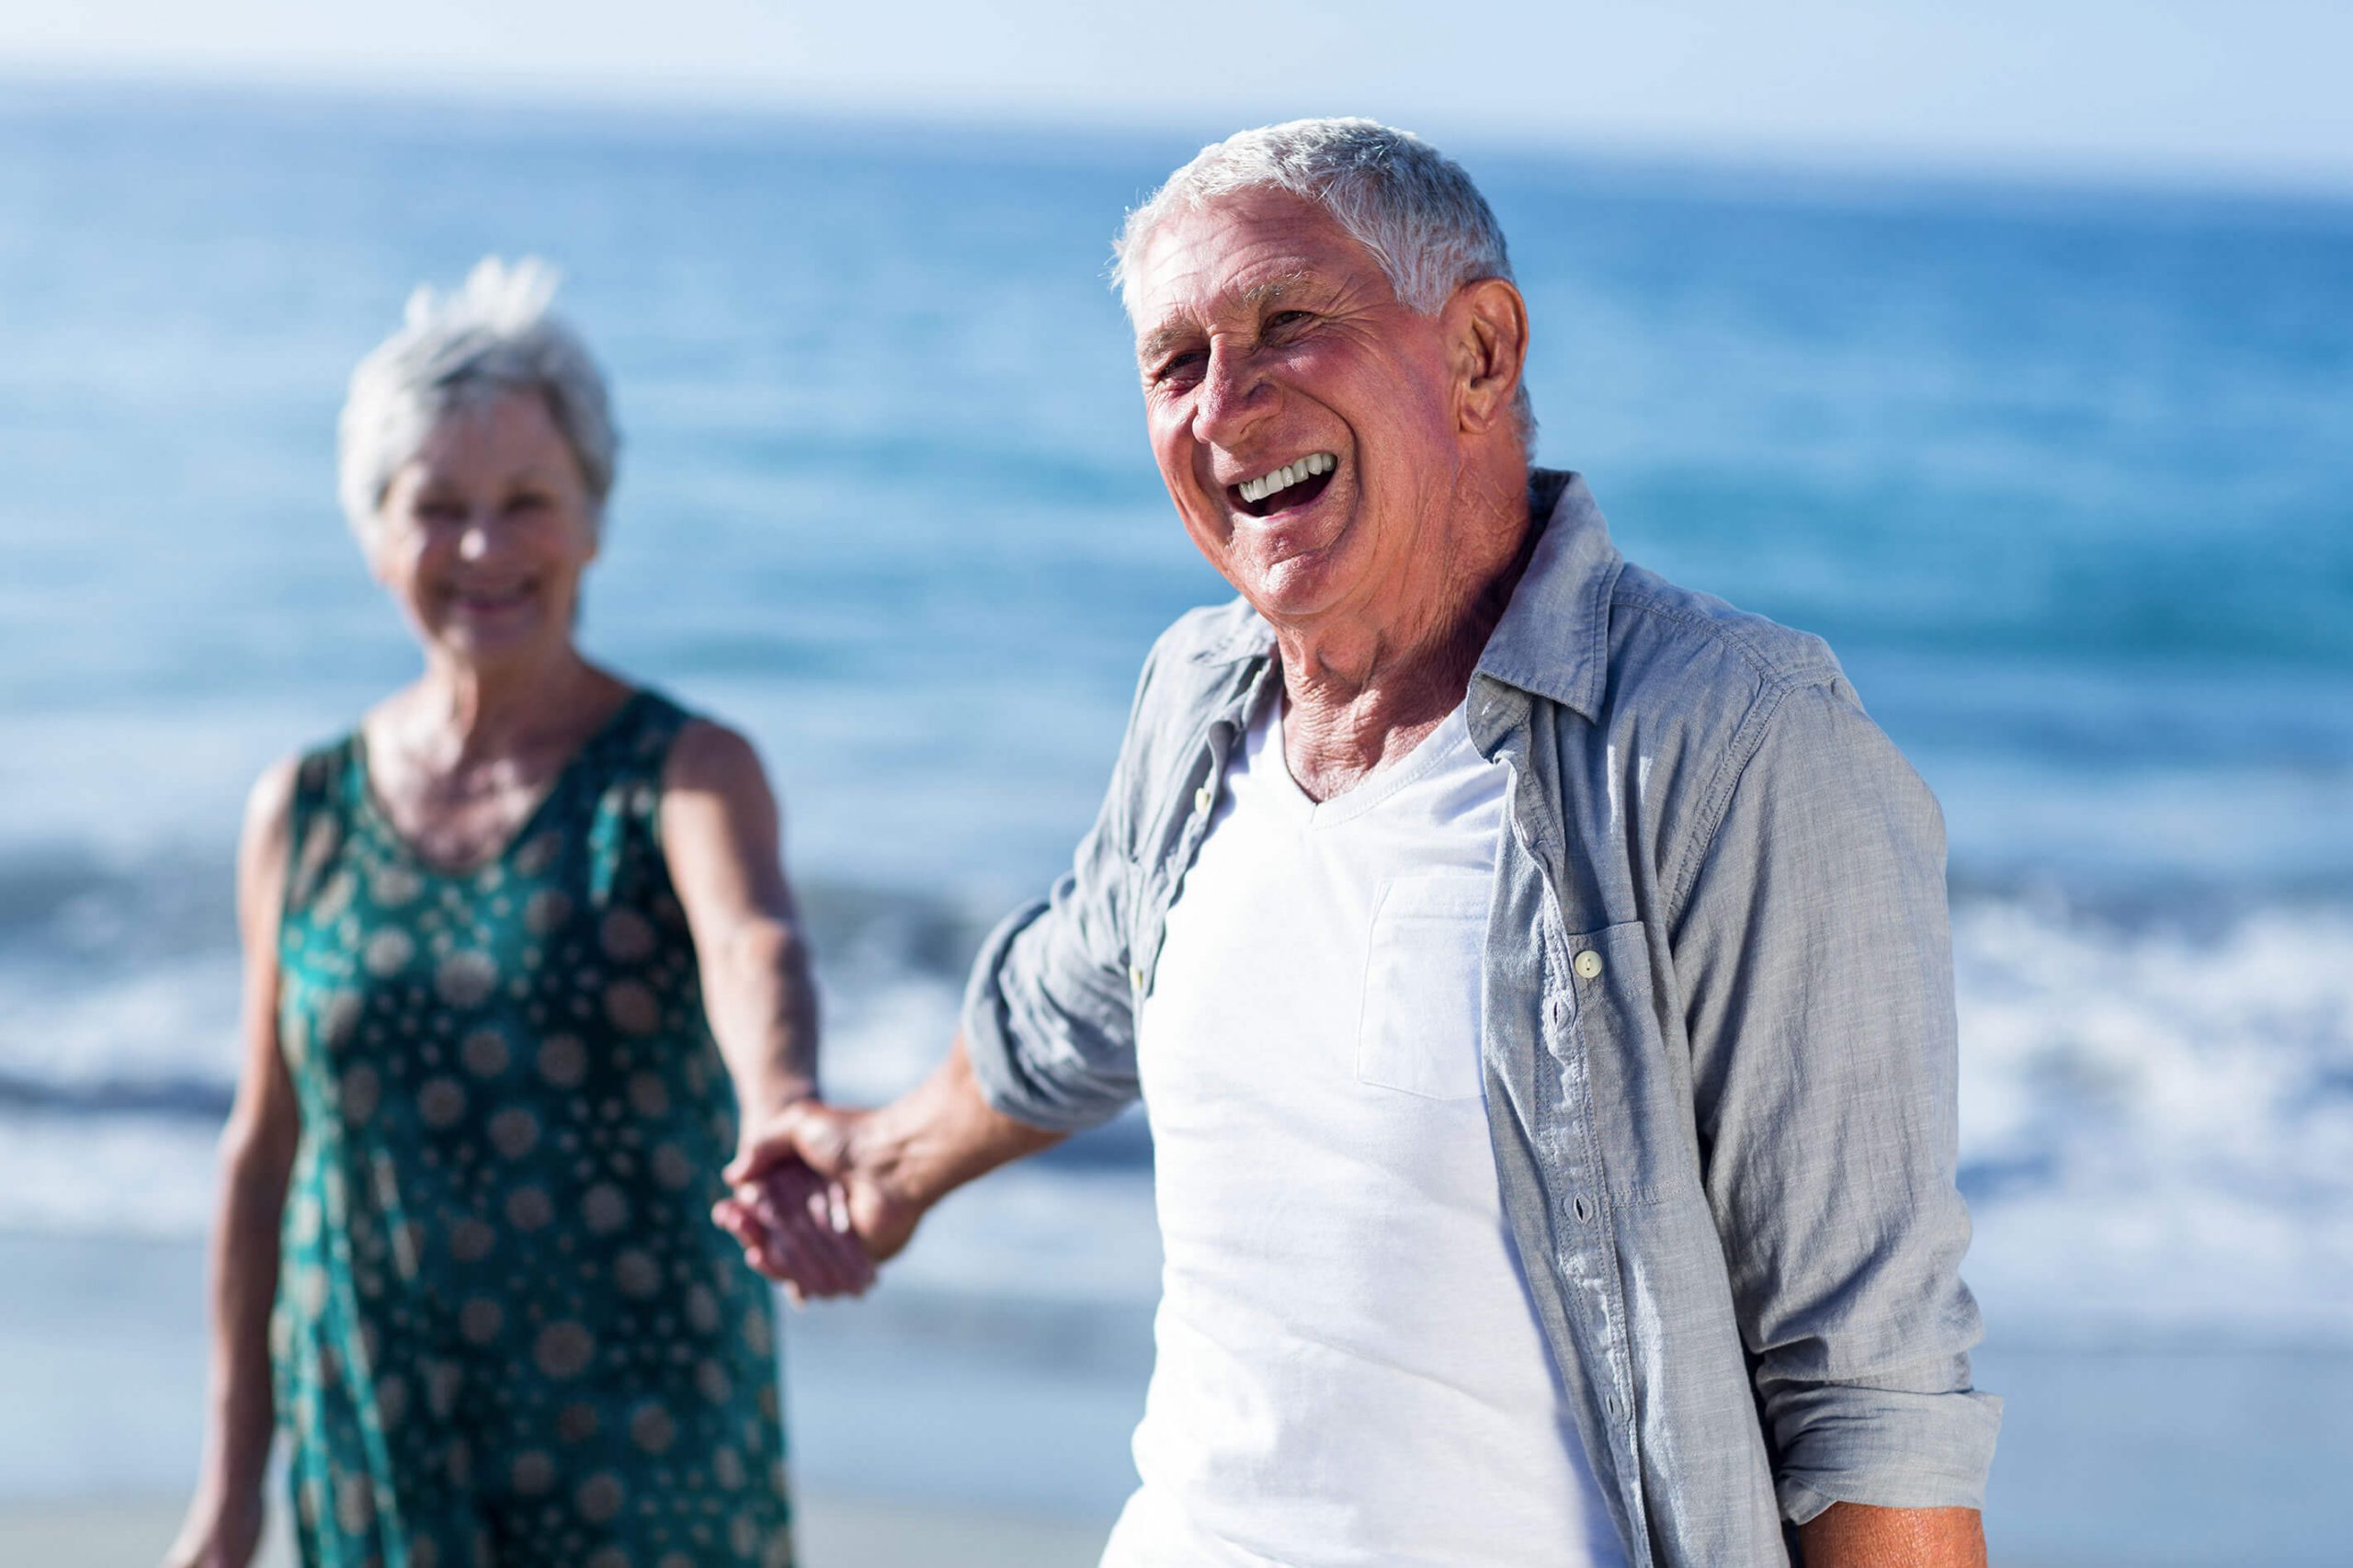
1254, 693, 1477, 831
349, 688, 647, 880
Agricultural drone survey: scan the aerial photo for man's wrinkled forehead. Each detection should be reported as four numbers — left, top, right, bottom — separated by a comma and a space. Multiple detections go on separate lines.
1127, 192, 1384, 355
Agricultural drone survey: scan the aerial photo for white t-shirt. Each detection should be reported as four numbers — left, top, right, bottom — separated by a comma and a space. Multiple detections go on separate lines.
1103, 694, 1626, 1568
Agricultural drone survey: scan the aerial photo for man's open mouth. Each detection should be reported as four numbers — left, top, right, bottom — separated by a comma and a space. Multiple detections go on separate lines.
1229, 451, 1337, 518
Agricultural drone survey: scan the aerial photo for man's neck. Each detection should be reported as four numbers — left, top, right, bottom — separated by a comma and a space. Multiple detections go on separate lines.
1275, 472, 1540, 801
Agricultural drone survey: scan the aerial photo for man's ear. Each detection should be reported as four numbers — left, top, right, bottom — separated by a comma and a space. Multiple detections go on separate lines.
1448, 276, 1529, 437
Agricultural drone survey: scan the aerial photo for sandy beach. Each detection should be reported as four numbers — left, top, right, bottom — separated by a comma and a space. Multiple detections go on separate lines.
0, 1228, 1135, 1565
9, 1229, 2353, 1567
0, 1493, 1104, 1567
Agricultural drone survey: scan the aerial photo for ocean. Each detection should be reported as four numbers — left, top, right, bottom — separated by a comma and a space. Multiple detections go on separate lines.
1, 82, 2349, 1562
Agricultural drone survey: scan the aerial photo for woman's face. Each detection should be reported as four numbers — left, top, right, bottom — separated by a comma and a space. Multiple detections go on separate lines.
368, 390, 600, 669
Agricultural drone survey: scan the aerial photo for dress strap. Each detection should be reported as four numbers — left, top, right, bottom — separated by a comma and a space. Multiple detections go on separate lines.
571, 690, 696, 908
279, 734, 360, 918
602, 688, 695, 785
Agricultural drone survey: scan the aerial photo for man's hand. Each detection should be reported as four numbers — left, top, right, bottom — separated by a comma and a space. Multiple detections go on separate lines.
718, 1037, 1066, 1300
716, 1100, 927, 1297
713, 1103, 881, 1301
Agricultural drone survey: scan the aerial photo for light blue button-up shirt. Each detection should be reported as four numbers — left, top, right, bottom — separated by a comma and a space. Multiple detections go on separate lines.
962, 470, 2000, 1566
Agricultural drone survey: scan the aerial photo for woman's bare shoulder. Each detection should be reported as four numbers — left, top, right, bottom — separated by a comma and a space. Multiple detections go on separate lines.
663, 716, 772, 801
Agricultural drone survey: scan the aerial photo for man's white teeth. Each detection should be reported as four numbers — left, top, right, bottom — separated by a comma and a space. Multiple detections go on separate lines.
1237, 451, 1336, 505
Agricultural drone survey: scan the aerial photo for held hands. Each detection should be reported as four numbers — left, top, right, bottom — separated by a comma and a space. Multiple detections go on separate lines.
714, 1099, 926, 1301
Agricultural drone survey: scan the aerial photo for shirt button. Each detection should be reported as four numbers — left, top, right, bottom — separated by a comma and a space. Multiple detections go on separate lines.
1574, 949, 1604, 982
1193, 784, 1213, 812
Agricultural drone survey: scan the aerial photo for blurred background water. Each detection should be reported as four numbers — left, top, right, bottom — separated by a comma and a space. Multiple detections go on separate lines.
1, 81, 2349, 1565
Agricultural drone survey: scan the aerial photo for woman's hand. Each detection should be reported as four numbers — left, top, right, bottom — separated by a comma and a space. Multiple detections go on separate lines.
161, 1482, 264, 1568
722, 1098, 931, 1296
724, 1041, 1067, 1299
714, 1101, 881, 1301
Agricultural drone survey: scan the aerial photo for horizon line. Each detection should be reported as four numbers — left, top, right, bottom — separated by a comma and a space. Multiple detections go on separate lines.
6, 59, 2353, 210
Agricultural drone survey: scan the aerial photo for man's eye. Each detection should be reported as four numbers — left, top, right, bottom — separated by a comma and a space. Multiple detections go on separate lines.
1155, 352, 1207, 385
416, 501, 464, 523
1266, 311, 1311, 335
505, 493, 550, 514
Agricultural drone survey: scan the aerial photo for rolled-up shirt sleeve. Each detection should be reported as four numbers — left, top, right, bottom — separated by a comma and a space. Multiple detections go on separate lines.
1670, 674, 2002, 1525
959, 653, 1158, 1133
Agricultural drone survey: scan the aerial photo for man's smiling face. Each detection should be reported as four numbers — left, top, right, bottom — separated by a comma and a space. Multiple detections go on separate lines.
1129, 188, 1472, 631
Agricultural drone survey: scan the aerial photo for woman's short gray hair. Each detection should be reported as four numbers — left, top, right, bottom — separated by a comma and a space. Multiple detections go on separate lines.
1111, 119, 1532, 446
336, 256, 618, 534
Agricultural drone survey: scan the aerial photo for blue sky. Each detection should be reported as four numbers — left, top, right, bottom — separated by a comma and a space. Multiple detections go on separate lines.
6, 0, 2349, 191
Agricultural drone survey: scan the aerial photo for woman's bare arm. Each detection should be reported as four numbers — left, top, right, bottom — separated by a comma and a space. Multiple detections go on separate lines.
164, 760, 302, 1568
660, 720, 872, 1298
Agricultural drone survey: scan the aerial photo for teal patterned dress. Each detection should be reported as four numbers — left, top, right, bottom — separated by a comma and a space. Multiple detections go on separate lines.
270, 690, 792, 1568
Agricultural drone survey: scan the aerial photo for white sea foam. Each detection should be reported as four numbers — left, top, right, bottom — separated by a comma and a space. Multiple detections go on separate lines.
3, 876, 2348, 1341
0, 952, 243, 1089
0, 1112, 223, 1237
1954, 897, 2353, 1341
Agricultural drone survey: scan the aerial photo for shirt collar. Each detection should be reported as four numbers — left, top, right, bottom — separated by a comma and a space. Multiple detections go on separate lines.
1186, 467, 1622, 725
1472, 468, 1621, 722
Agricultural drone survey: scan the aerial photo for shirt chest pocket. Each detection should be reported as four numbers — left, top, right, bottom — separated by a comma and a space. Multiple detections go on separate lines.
1356, 873, 1491, 1101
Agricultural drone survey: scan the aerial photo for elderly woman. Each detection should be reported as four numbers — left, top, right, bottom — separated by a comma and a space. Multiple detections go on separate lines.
165, 259, 870, 1568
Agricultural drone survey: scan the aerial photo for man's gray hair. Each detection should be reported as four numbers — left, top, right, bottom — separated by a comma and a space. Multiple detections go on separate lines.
336, 256, 618, 534
1111, 119, 1532, 446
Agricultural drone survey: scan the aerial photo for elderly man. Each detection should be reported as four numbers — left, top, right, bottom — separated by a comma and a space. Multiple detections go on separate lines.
722, 119, 1999, 1566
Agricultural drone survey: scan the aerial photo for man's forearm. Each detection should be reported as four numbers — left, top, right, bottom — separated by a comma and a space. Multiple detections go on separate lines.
861, 1032, 1065, 1211
1799, 1503, 1986, 1567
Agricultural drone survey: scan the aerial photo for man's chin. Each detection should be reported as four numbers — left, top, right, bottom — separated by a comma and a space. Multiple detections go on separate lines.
1229, 552, 1360, 629
1218, 519, 1360, 624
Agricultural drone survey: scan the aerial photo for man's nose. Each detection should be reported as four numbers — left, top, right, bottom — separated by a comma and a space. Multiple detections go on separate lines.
1193, 341, 1274, 448
457, 513, 494, 561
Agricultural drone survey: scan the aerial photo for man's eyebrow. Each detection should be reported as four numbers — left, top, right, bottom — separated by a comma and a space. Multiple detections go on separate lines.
1136, 322, 1196, 366
1237, 269, 1315, 311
